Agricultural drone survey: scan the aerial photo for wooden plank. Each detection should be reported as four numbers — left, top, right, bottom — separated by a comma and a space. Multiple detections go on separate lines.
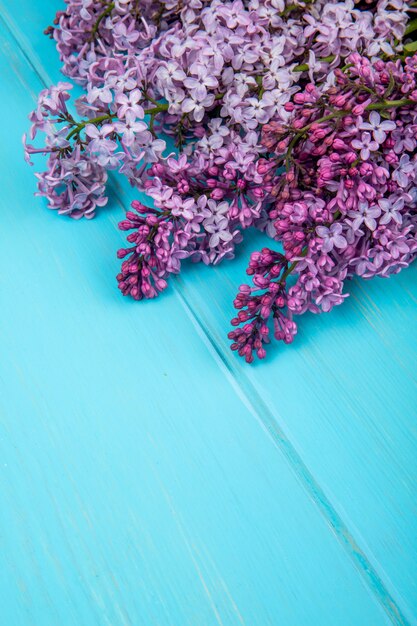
176, 232, 417, 624
0, 10, 397, 626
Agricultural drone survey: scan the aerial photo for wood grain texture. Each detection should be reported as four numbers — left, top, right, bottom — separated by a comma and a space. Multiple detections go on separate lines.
1, 2, 416, 625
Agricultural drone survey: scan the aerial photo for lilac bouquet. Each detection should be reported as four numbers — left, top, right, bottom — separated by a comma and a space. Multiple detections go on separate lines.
24, 0, 417, 362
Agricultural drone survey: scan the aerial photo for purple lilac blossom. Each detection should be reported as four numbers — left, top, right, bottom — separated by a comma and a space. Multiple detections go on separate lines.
24, 0, 417, 362
229, 52, 417, 362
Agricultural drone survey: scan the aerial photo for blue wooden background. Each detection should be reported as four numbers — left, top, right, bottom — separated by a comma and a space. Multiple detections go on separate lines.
1, 2, 417, 624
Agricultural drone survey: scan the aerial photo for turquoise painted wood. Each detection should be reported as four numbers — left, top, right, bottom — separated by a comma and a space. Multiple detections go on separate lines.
0, 3, 416, 625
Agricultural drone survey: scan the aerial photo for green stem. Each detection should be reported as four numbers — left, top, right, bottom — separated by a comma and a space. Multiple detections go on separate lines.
279, 3, 300, 16
280, 248, 308, 283
89, 2, 115, 42
256, 75, 265, 98
145, 94, 160, 106
351, 82, 376, 97
367, 98, 416, 110
280, 259, 298, 283
383, 72, 396, 100
144, 103, 169, 115
294, 54, 336, 72
66, 113, 115, 140
65, 103, 169, 141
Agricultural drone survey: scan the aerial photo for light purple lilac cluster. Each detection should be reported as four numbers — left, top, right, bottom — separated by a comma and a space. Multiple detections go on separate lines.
24, 0, 417, 361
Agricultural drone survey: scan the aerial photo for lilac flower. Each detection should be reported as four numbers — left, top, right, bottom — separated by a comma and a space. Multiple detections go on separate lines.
114, 112, 147, 146
243, 98, 270, 127
378, 197, 403, 225
358, 111, 395, 144
36, 150, 108, 219
203, 202, 233, 248
165, 195, 197, 220
113, 20, 140, 50
36, 81, 73, 114
86, 83, 113, 105
351, 132, 379, 160
181, 93, 215, 122
315, 289, 347, 313
117, 201, 189, 300
316, 224, 348, 253
43, 123, 71, 149
133, 135, 166, 163
392, 125, 417, 154
393, 155, 416, 188
85, 123, 115, 151
115, 89, 145, 119
348, 201, 381, 231
183, 68, 219, 100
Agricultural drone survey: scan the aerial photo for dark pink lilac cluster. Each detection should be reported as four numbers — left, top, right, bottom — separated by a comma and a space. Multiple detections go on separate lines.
229, 55, 417, 360
24, 0, 417, 361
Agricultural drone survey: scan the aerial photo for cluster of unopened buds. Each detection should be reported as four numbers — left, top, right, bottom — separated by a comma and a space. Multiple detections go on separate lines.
25, 0, 417, 362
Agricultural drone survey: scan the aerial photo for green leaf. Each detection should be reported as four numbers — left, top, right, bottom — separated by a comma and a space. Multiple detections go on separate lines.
404, 41, 417, 52
405, 18, 417, 36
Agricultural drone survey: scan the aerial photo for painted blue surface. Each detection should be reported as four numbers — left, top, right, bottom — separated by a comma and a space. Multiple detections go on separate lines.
0, 3, 416, 625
